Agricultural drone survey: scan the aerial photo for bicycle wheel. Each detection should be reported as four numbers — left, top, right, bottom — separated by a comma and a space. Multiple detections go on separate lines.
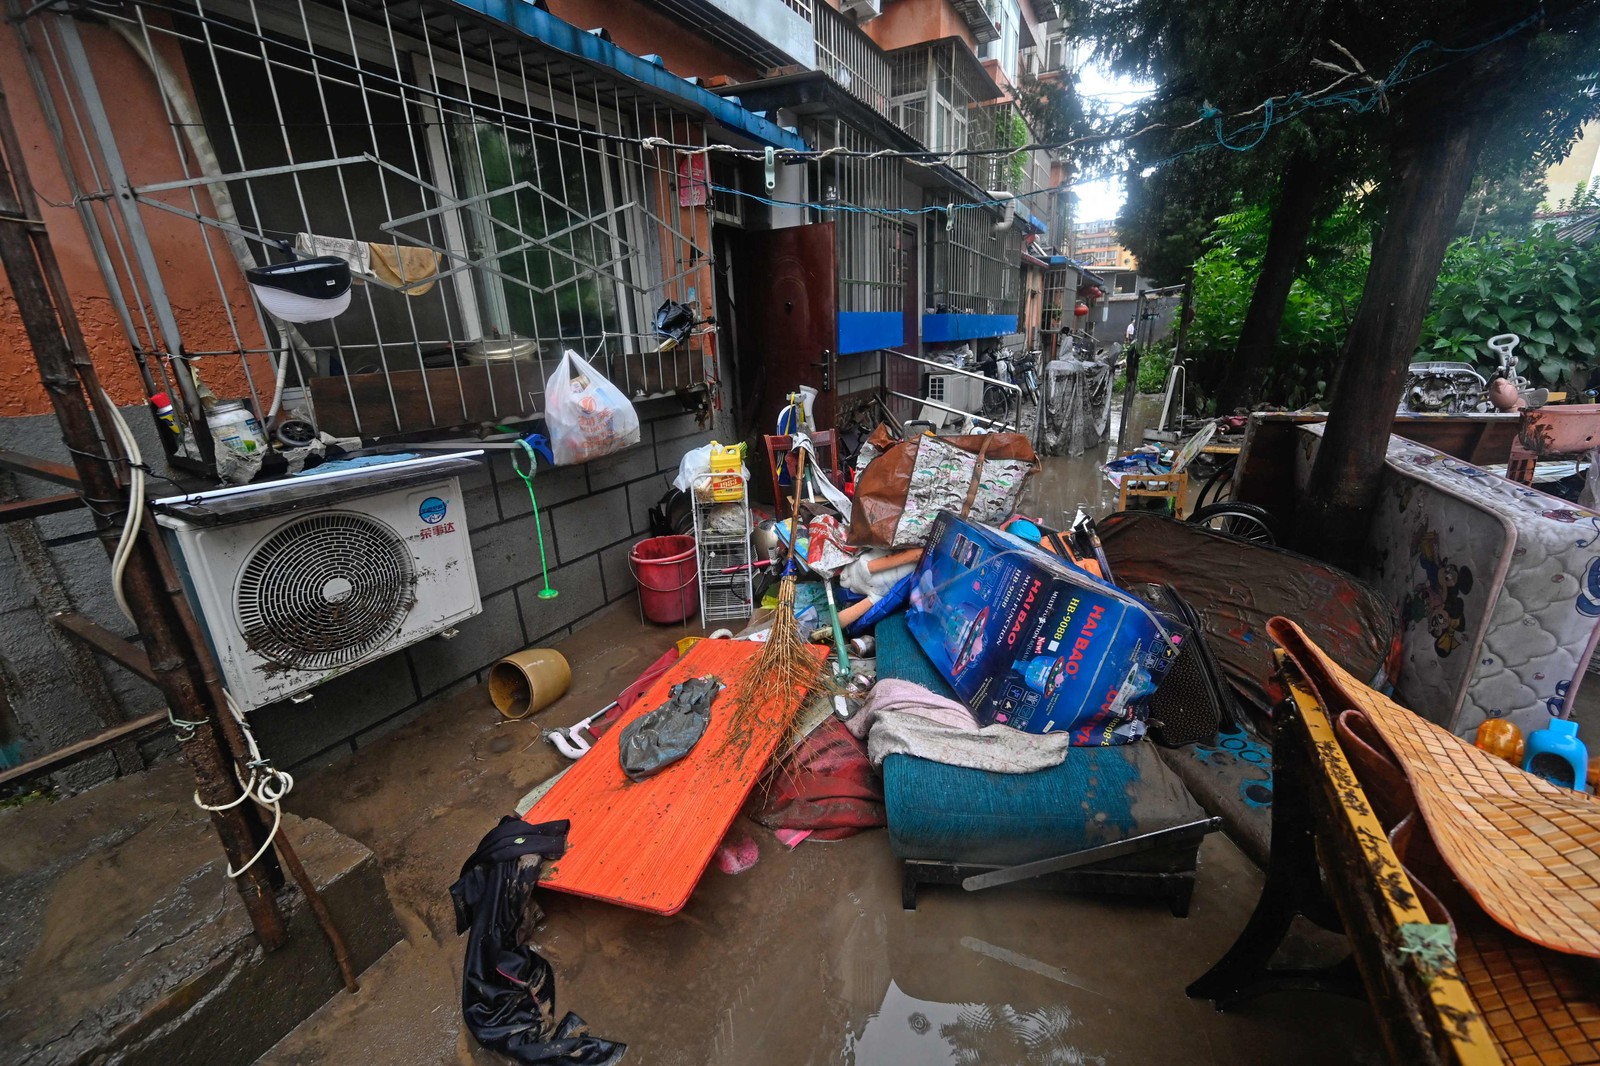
981, 384, 1010, 418
1194, 457, 1238, 511
1186, 502, 1277, 545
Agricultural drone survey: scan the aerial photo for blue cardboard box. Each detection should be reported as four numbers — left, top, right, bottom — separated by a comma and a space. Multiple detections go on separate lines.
905, 511, 1177, 743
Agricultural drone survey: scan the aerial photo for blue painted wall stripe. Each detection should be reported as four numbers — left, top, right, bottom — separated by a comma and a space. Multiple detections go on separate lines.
922, 313, 1019, 343
837, 311, 904, 354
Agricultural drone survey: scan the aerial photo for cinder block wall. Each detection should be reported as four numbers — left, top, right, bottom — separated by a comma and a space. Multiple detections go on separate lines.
0, 399, 719, 783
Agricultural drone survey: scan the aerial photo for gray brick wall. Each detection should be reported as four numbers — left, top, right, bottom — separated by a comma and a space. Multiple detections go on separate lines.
0, 397, 722, 784
837, 350, 885, 410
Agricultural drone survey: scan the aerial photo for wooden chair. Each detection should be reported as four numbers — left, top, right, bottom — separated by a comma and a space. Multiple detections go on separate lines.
764, 431, 840, 511
1115, 421, 1215, 519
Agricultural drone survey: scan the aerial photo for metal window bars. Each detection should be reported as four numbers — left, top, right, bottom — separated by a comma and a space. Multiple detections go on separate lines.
14, 0, 726, 457
812, 1, 891, 120
966, 99, 1033, 191
887, 40, 1001, 158
925, 197, 1021, 318
806, 119, 905, 316
1040, 260, 1071, 358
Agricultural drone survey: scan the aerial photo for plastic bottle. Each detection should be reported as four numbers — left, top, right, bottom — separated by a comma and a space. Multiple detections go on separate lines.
149, 391, 181, 438
706, 441, 745, 502
1523, 718, 1588, 792
206, 398, 268, 457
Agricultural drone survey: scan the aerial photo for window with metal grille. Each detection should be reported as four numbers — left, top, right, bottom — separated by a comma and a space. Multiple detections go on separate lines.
806, 120, 906, 317
21, 0, 721, 453
925, 201, 1021, 317
888, 40, 1000, 163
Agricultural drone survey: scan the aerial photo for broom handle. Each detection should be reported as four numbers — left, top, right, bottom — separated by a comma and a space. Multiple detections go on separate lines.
787, 447, 809, 558
822, 580, 851, 679
867, 548, 922, 573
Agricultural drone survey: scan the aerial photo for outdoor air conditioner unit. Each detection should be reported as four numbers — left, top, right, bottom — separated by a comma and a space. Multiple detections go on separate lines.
925, 372, 985, 414
841, 0, 881, 19
154, 454, 483, 710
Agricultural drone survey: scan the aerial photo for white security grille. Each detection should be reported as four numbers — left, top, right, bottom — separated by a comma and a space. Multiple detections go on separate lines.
18, 0, 725, 455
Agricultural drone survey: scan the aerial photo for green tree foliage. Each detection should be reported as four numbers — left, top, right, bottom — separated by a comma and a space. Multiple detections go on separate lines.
1181, 207, 1600, 405
1421, 232, 1600, 388
1067, 0, 1374, 284
1005, 110, 1030, 190
1015, 71, 1087, 146
1455, 158, 1548, 239
1554, 176, 1600, 213
1116, 152, 1264, 283
1113, 339, 1174, 394
1182, 201, 1371, 408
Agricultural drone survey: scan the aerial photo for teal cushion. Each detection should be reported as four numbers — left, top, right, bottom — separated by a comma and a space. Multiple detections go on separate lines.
875, 609, 1206, 866
882, 746, 1205, 866
875, 612, 958, 699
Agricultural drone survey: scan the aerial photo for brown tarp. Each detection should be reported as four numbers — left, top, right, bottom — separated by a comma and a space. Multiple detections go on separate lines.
849, 427, 1038, 548
1099, 511, 1397, 710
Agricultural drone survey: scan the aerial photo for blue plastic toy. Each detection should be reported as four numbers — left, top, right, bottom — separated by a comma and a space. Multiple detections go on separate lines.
1523, 718, 1588, 791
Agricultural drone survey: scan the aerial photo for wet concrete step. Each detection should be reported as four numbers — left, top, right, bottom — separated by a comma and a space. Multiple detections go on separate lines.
0, 759, 401, 1066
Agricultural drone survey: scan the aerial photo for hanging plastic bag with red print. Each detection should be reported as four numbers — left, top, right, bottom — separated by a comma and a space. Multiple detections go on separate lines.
543, 348, 641, 465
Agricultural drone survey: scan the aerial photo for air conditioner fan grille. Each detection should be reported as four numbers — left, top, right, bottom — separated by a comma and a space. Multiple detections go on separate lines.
236, 511, 415, 671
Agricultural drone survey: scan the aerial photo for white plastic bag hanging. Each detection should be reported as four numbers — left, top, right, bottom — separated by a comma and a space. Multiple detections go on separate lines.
543, 349, 640, 465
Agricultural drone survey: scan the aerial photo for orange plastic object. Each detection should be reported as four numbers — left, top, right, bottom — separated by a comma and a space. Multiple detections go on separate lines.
1474, 717, 1524, 765
524, 638, 827, 914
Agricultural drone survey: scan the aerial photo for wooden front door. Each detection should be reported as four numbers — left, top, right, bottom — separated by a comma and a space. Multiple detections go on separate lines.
736, 223, 838, 437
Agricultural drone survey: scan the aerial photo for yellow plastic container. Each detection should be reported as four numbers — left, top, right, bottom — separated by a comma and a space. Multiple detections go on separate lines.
707, 441, 745, 502
488, 648, 571, 720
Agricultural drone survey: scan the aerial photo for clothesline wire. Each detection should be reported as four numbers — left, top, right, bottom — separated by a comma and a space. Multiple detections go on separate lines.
70, 0, 1546, 169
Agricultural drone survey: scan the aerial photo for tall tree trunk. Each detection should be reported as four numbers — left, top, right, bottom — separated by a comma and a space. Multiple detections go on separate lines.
1214, 152, 1327, 413
1297, 106, 1487, 565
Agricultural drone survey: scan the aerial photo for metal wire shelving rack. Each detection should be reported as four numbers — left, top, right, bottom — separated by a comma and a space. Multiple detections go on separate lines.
689, 470, 754, 627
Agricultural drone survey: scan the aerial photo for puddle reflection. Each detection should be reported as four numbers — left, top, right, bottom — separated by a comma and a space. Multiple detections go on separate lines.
844, 979, 1106, 1066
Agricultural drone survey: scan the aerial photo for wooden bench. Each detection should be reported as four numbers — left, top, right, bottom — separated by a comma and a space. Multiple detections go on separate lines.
1188, 654, 1501, 1064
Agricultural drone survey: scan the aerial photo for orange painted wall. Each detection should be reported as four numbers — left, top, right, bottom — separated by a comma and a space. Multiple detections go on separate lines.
0, 20, 270, 420
860, 0, 977, 53
0, 0, 755, 423
546, 0, 760, 82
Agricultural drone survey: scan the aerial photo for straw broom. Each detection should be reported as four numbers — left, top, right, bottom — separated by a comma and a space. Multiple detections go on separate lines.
722, 446, 833, 755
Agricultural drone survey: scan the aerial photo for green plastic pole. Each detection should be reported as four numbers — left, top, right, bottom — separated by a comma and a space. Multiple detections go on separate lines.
512, 440, 559, 600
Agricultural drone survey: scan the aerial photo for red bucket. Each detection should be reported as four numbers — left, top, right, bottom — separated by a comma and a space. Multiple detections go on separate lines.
629, 535, 699, 625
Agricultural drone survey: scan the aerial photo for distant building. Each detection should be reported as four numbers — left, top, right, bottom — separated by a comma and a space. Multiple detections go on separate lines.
1070, 218, 1137, 271
1545, 121, 1600, 205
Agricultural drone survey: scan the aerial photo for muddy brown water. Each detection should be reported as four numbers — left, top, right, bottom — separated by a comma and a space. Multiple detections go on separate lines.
263, 581, 1381, 1066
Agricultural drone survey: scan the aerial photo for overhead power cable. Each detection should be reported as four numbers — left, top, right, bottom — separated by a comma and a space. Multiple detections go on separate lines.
62, 0, 1547, 168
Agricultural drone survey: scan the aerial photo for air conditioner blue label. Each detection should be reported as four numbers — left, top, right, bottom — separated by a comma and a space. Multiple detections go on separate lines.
419, 496, 448, 524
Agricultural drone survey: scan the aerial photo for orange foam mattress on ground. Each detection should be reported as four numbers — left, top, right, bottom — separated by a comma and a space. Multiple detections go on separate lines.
524, 638, 826, 914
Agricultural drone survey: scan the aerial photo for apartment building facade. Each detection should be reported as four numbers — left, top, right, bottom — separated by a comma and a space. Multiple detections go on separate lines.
0, 0, 1079, 780
1071, 217, 1137, 270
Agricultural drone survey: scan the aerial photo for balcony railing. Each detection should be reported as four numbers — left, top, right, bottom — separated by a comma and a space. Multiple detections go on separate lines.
1019, 45, 1042, 80
815, 2, 892, 119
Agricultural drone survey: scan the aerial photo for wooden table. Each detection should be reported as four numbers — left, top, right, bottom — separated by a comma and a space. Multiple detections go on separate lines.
1188, 654, 1501, 1064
